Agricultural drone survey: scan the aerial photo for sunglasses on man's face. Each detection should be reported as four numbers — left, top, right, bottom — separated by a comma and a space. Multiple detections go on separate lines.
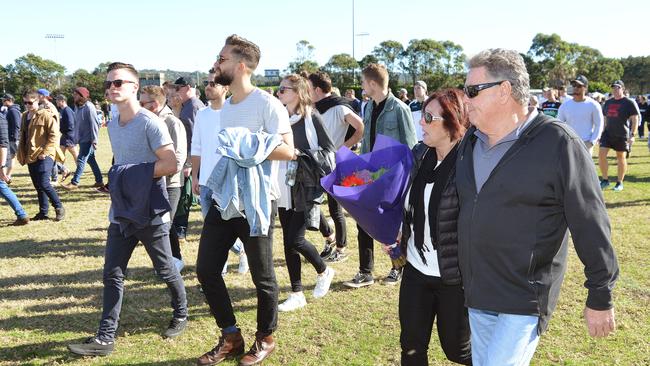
104, 79, 136, 90
423, 111, 444, 124
463, 80, 506, 99
24, 100, 36, 106
203, 81, 217, 87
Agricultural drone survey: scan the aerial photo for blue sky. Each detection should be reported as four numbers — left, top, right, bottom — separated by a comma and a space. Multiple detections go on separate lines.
3, 0, 647, 75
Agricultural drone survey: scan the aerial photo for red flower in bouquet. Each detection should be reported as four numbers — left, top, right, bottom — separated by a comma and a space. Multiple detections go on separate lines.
339, 168, 387, 187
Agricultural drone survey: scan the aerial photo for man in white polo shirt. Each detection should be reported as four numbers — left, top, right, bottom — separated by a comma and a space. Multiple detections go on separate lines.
191, 70, 247, 275
557, 75, 604, 156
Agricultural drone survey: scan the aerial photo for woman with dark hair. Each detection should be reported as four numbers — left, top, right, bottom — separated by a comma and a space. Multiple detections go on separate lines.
399, 88, 472, 365
275, 73, 336, 312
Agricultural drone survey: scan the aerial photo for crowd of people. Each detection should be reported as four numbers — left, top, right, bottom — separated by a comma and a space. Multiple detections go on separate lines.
0, 35, 626, 366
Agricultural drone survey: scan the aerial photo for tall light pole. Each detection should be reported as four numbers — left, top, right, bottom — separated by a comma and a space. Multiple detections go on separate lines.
45, 33, 64, 88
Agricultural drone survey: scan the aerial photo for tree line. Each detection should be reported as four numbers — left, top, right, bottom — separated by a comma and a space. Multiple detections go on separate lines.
1, 33, 649, 104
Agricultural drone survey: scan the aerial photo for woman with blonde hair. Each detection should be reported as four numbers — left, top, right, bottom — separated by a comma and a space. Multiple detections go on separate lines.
275, 74, 336, 311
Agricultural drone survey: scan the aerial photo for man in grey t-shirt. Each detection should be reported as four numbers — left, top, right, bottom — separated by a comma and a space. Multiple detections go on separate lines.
196, 35, 294, 366
68, 62, 188, 357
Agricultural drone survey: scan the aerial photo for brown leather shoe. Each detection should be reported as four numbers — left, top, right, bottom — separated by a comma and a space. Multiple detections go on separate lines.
197, 331, 245, 366
238, 334, 275, 366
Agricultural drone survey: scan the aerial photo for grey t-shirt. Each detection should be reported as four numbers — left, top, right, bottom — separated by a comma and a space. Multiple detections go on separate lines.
108, 108, 173, 224
220, 88, 291, 199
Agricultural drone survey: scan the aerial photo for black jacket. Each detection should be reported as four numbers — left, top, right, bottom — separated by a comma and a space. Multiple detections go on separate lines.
5, 104, 21, 142
456, 113, 619, 333
400, 142, 462, 285
0, 113, 8, 148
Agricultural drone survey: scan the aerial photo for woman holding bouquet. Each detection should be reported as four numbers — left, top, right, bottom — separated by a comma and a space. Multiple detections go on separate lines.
399, 88, 472, 365
275, 74, 336, 312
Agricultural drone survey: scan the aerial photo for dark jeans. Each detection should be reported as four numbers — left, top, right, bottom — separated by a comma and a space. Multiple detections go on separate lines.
27, 157, 62, 215
279, 208, 327, 292
196, 202, 278, 336
167, 186, 182, 260
72, 142, 103, 186
98, 223, 188, 342
172, 176, 190, 240
639, 120, 647, 138
399, 263, 472, 365
327, 193, 347, 248
358, 225, 375, 274
318, 211, 334, 239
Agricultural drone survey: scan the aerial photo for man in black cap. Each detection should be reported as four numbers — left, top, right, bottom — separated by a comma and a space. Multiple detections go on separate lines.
171, 77, 204, 257
557, 75, 604, 156
1, 94, 21, 182
598, 80, 640, 192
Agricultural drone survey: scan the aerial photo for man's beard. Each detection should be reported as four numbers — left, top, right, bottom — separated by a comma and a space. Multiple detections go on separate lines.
214, 70, 233, 86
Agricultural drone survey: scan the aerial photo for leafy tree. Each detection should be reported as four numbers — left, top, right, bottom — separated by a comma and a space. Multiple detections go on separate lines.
527, 33, 577, 87
400, 39, 441, 85
372, 40, 404, 80
286, 40, 320, 75
323, 53, 358, 87
620, 56, 650, 94
4, 54, 65, 95
358, 54, 379, 71
69, 68, 105, 102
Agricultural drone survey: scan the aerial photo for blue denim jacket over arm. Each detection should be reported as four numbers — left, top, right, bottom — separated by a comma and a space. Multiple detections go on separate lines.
205, 127, 283, 237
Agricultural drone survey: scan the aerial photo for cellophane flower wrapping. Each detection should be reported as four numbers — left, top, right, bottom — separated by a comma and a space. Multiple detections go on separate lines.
321, 135, 414, 249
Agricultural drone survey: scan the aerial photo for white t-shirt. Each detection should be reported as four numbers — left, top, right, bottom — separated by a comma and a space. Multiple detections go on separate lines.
403, 161, 442, 277
321, 104, 354, 148
557, 97, 603, 143
219, 88, 291, 200
191, 106, 222, 186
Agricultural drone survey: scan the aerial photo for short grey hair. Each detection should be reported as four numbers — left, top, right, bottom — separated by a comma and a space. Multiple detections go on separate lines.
468, 49, 530, 106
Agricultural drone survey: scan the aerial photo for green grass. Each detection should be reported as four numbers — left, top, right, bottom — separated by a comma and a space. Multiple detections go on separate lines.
1, 128, 649, 365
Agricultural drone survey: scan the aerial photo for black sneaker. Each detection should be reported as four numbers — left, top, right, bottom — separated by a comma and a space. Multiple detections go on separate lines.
68, 336, 114, 356
382, 267, 403, 285
343, 272, 374, 288
31, 212, 49, 221
163, 317, 188, 338
55, 206, 65, 221
325, 250, 349, 263
320, 241, 336, 260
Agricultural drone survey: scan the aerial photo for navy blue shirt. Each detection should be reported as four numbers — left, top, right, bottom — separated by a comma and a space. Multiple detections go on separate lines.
179, 97, 205, 149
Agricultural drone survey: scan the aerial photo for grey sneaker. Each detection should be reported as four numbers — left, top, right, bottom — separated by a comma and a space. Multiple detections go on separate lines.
382, 267, 403, 285
343, 272, 374, 288
68, 336, 114, 356
163, 317, 188, 338
325, 250, 349, 263
320, 241, 336, 260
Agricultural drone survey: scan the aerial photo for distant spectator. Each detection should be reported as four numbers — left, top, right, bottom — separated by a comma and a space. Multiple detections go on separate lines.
409, 80, 427, 140
344, 88, 361, 114
398, 87, 411, 105
62, 87, 104, 190
1, 94, 21, 182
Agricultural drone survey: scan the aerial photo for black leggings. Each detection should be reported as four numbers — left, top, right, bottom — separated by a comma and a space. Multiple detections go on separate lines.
399, 263, 472, 365
278, 208, 327, 292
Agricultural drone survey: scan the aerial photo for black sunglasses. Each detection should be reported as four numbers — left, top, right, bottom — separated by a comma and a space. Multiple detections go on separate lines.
104, 79, 136, 90
423, 111, 444, 124
203, 81, 217, 87
463, 81, 506, 98
277, 86, 293, 94
23, 100, 36, 105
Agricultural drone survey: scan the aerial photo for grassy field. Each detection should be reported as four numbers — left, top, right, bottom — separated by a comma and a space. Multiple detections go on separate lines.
0, 128, 649, 365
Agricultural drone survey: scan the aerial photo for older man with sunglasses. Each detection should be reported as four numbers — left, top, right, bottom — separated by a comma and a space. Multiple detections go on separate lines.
455, 49, 619, 366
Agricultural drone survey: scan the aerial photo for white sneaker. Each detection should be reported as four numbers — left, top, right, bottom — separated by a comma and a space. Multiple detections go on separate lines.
238, 253, 249, 274
313, 267, 335, 299
278, 292, 306, 312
